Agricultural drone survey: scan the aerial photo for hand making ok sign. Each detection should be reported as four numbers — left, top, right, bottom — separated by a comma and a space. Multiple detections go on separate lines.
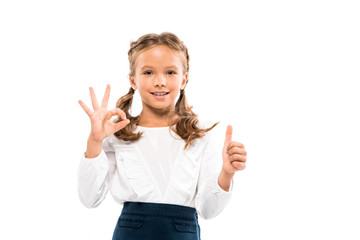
78, 84, 130, 143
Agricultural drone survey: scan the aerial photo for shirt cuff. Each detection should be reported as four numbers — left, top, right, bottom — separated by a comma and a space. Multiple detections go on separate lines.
83, 148, 106, 161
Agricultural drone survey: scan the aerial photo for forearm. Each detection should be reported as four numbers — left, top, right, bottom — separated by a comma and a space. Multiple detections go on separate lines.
217, 169, 234, 192
85, 136, 102, 158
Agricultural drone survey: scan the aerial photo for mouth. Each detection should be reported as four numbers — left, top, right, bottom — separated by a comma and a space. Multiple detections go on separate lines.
150, 92, 170, 96
150, 91, 170, 100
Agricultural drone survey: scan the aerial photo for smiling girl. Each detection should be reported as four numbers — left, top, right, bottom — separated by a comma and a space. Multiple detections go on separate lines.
77, 32, 247, 240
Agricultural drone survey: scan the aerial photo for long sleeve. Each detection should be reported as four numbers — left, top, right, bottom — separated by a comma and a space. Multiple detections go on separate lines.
77, 136, 116, 208
195, 130, 234, 220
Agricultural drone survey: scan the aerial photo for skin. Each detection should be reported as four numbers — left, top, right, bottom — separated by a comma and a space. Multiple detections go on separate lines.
219, 125, 247, 191
78, 84, 130, 157
129, 45, 188, 127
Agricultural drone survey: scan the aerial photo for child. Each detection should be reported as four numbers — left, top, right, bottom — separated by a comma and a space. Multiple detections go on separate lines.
77, 32, 247, 240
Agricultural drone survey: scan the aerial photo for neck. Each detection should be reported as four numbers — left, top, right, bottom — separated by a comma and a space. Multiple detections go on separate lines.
138, 109, 179, 127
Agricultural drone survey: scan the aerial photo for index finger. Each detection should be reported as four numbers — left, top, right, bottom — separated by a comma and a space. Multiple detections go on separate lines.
101, 84, 111, 108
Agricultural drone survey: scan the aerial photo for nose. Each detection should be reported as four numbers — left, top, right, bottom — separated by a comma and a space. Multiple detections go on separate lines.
154, 74, 166, 88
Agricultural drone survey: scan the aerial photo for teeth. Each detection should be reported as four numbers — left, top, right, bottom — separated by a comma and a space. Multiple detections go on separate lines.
153, 93, 167, 95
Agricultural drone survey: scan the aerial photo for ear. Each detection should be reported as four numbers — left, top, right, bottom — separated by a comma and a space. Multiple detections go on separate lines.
129, 75, 137, 90
181, 72, 188, 90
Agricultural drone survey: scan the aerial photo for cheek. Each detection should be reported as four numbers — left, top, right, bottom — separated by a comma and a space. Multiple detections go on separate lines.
137, 77, 153, 88
168, 77, 183, 88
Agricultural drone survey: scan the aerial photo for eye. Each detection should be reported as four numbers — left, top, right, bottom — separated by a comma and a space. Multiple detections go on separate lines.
167, 71, 176, 75
144, 71, 152, 75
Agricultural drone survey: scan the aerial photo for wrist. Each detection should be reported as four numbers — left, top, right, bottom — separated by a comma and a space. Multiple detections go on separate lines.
85, 135, 103, 159
218, 169, 234, 192
88, 134, 103, 144
221, 168, 235, 177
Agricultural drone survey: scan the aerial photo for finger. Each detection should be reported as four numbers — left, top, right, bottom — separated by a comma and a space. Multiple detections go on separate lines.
113, 119, 130, 132
105, 109, 120, 121
101, 84, 111, 108
116, 108, 127, 121
89, 87, 100, 110
105, 108, 127, 121
224, 125, 233, 147
227, 147, 247, 156
232, 161, 246, 171
228, 141, 245, 151
78, 100, 94, 117
229, 154, 247, 163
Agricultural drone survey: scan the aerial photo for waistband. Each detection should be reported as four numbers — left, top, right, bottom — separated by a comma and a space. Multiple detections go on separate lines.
121, 201, 198, 220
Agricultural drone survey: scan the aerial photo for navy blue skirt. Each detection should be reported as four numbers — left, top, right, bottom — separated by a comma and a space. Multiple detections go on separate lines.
112, 201, 201, 240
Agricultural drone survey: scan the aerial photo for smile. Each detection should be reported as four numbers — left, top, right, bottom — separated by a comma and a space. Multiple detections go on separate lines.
151, 92, 169, 95
151, 92, 169, 99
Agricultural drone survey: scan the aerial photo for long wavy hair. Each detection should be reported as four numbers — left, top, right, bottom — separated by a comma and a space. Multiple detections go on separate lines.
113, 32, 219, 150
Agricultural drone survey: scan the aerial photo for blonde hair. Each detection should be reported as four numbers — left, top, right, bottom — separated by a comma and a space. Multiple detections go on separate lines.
113, 32, 219, 150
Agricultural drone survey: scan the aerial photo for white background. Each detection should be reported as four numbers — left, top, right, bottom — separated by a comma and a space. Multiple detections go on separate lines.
1, 0, 359, 239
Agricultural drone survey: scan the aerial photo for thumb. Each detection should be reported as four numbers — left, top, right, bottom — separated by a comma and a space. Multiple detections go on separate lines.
224, 125, 233, 147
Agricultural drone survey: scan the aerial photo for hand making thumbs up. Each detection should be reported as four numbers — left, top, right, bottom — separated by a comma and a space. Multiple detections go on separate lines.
222, 125, 247, 174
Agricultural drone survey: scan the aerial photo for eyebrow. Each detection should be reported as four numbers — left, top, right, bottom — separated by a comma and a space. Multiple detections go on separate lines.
140, 65, 180, 70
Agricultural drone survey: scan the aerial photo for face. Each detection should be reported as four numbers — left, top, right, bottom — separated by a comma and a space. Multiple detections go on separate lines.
129, 45, 188, 114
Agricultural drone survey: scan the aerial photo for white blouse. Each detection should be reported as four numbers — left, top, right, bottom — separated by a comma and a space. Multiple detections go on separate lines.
77, 121, 234, 220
